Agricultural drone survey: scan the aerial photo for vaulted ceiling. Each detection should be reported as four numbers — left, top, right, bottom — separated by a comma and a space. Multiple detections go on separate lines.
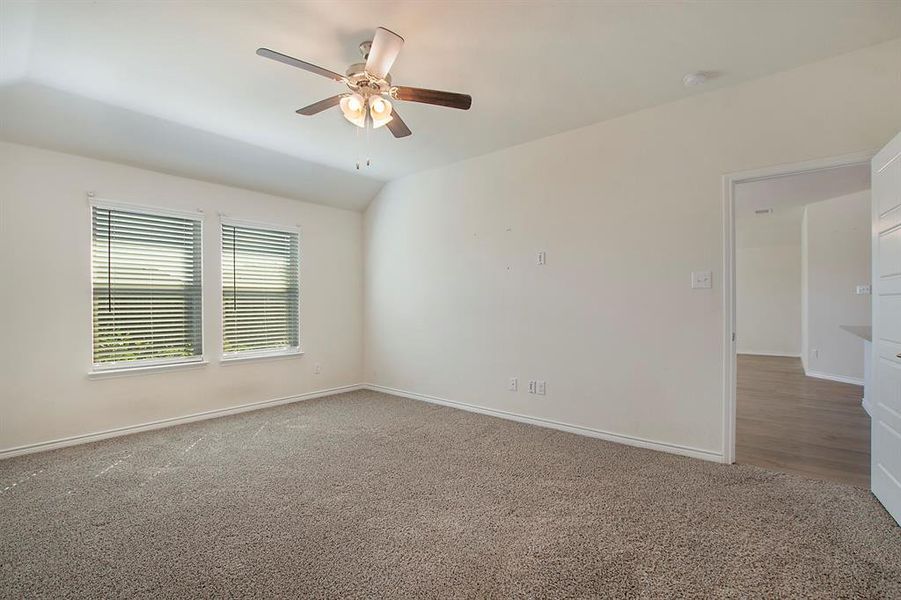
2, 1, 900, 210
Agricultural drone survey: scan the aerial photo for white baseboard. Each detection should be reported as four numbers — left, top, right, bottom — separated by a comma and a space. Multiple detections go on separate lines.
0, 384, 363, 460
803, 369, 865, 386
737, 351, 800, 358
364, 384, 724, 464
3, 382, 726, 466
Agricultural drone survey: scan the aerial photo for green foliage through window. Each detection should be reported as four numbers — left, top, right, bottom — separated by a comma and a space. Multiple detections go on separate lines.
222, 223, 299, 355
91, 205, 203, 366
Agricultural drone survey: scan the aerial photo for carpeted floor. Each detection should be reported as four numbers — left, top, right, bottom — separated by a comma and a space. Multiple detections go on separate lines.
1, 390, 899, 598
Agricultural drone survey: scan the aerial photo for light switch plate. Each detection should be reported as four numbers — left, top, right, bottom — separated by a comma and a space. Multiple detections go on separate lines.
691, 271, 713, 289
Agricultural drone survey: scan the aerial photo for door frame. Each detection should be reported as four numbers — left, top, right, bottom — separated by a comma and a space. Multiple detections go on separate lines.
721, 151, 875, 464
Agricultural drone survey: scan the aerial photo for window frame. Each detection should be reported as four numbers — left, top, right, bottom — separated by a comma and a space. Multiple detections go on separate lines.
219, 216, 302, 363
88, 196, 206, 375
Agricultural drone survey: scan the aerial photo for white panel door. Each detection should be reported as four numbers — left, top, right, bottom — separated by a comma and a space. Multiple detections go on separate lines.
871, 131, 901, 525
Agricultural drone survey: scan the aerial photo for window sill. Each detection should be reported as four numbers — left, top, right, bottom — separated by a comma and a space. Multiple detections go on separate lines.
220, 349, 304, 365
88, 360, 208, 379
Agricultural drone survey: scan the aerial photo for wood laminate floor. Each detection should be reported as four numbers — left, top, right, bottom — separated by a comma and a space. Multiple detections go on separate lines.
736, 354, 870, 488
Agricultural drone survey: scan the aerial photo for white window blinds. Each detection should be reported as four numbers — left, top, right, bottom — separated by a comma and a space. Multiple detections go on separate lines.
221, 222, 299, 356
91, 203, 203, 368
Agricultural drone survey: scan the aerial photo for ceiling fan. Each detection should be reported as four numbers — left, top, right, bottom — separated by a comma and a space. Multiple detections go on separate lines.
257, 27, 472, 139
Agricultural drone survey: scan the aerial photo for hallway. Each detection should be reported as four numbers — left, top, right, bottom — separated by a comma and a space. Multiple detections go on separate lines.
736, 354, 870, 487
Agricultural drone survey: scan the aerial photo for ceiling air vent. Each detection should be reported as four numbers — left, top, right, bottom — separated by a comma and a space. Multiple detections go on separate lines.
754, 208, 774, 215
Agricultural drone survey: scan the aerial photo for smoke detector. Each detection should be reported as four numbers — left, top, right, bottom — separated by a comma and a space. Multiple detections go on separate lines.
682, 71, 715, 87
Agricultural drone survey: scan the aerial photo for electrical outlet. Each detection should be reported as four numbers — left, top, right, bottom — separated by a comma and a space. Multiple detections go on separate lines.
812, 349, 819, 359
536, 381, 546, 395
691, 271, 712, 289
508, 377, 518, 392
314, 363, 321, 374
856, 284, 871, 295
528, 380, 537, 394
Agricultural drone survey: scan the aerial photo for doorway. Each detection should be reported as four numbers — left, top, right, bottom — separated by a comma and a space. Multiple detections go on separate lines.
723, 155, 873, 487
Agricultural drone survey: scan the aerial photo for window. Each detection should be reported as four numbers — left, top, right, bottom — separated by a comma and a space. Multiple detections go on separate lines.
91, 201, 203, 370
221, 221, 300, 358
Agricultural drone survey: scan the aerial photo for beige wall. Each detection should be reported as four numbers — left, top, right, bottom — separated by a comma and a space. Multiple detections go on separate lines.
736, 243, 802, 357
735, 208, 803, 357
0, 142, 364, 451
802, 191, 872, 382
364, 39, 901, 458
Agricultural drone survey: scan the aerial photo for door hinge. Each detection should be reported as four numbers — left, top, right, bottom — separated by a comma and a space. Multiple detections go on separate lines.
732, 332, 736, 342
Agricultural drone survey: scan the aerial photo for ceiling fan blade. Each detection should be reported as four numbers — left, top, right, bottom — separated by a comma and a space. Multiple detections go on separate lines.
391, 86, 472, 110
296, 95, 345, 116
256, 48, 345, 82
365, 27, 404, 79
386, 109, 412, 138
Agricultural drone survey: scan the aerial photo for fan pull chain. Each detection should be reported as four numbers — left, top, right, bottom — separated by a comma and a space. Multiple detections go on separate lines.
365, 115, 372, 168
354, 111, 373, 171
355, 124, 361, 171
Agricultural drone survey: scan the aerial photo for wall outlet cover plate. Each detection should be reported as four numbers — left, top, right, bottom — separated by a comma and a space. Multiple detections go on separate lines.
691, 271, 713, 289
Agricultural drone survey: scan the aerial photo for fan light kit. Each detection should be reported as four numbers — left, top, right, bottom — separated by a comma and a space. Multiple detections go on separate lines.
338, 93, 393, 129
257, 27, 472, 169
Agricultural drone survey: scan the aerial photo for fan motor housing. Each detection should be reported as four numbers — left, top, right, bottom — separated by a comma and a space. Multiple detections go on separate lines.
345, 62, 391, 91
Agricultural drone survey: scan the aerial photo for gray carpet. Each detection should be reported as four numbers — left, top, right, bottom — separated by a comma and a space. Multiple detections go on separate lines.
1, 390, 899, 598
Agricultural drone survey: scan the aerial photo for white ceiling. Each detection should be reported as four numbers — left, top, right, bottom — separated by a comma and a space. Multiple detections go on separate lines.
2, 1, 900, 210
0, 81, 384, 211
735, 163, 871, 248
